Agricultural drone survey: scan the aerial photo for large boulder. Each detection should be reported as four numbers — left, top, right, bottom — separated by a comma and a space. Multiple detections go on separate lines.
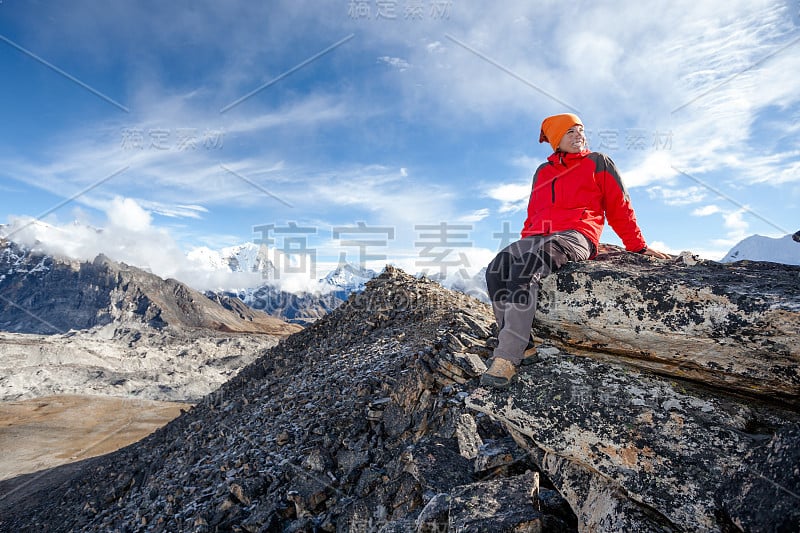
467, 347, 800, 531
466, 252, 800, 531
534, 252, 800, 406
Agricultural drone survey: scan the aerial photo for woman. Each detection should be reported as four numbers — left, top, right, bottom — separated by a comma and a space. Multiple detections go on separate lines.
481, 113, 670, 389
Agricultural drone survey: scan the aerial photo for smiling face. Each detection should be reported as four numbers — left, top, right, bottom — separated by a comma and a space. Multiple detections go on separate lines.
558, 124, 587, 153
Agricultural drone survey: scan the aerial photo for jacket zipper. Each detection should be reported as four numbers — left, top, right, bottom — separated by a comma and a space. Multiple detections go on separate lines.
551, 178, 557, 203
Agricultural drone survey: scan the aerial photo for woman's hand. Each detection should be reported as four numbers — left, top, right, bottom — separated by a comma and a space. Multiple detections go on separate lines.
642, 247, 673, 260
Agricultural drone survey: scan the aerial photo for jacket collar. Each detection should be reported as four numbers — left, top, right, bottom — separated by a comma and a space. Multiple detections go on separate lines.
547, 150, 590, 166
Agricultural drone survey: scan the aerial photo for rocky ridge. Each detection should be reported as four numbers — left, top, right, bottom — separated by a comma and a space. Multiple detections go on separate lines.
0, 267, 577, 531
1, 258, 799, 531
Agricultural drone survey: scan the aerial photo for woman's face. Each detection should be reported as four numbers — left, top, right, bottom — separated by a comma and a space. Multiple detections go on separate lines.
558, 124, 586, 153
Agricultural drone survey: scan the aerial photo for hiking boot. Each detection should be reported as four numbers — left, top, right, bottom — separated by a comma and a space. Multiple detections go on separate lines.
521, 339, 540, 366
480, 357, 517, 389
485, 337, 540, 368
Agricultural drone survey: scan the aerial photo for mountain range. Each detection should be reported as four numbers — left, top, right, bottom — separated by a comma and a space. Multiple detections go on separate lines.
5, 220, 799, 327
0, 239, 294, 336
186, 242, 378, 324
0, 239, 300, 402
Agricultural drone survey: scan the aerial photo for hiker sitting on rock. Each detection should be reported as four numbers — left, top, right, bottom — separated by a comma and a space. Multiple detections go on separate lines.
481, 113, 671, 389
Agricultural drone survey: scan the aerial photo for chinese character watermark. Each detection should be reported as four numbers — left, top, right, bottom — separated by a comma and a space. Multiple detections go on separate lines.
625, 129, 648, 151
348, 0, 453, 20
595, 129, 619, 151
569, 384, 593, 406
253, 222, 318, 279
120, 128, 225, 151
332, 222, 395, 272
246, 220, 546, 283
652, 130, 673, 150
415, 222, 472, 279
582, 129, 673, 152
493, 221, 517, 251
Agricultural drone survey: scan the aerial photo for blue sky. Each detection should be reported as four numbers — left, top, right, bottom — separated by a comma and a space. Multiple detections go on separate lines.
1, 0, 798, 290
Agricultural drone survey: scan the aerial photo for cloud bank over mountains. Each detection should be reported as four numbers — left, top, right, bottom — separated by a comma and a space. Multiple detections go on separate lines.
2, 198, 262, 292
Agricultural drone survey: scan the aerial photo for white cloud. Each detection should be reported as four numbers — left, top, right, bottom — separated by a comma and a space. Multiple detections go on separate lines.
459, 208, 490, 223
426, 41, 443, 53
1, 200, 260, 292
142, 203, 209, 219
624, 152, 679, 189
227, 95, 350, 135
663, 6, 800, 181
647, 240, 729, 261
378, 56, 411, 71
562, 33, 623, 84
692, 205, 722, 216
772, 160, 800, 185
485, 183, 530, 213
723, 209, 751, 237
646, 186, 707, 206
0, 94, 352, 223
390, 245, 496, 284
307, 166, 458, 227
647, 241, 681, 256
107, 196, 152, 232
510, 155, 541, 170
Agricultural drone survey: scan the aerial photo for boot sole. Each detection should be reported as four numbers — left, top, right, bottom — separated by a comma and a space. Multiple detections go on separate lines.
484, 349, 539, 369
480, 373, 512, 389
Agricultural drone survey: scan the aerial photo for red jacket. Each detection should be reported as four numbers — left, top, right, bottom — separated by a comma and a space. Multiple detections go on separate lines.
521, 150, 647, 253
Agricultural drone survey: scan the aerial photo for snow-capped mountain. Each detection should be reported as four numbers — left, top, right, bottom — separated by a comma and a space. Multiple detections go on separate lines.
228, 264, 378, 325
447, 267, 489, 302
187, 242, 275, 277
192, 243, 377, 291
191, 242, 380, 324
721, 233, 800, 266
321, 264, 378, 295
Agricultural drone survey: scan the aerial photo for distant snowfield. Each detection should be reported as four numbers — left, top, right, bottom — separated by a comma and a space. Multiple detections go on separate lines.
0, 325, 278, 402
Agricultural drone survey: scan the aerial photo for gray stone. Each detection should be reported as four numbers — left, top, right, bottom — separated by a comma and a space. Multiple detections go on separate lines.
468, 349, 799, 531
473, 437, 519, 475
535, 252, 800, 406
455, 413, 483, 460
716, 423, 800, 530
415, 471, 571, 532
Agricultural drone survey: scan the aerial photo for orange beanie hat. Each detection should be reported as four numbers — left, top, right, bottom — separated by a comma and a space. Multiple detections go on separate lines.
538, 113, 583, 151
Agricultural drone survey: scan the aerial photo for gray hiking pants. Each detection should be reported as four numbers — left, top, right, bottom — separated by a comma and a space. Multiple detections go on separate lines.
485, 230, 594, 365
